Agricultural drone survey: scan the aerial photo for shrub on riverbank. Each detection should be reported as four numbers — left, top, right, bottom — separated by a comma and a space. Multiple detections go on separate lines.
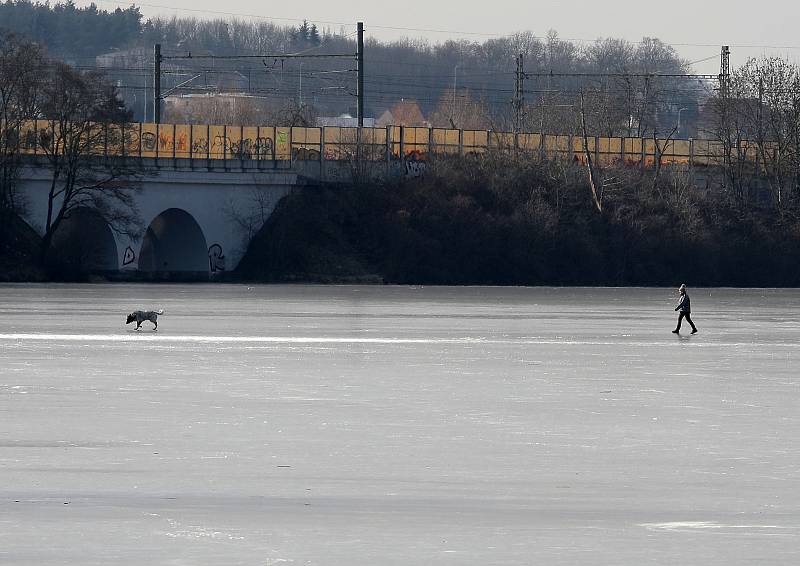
237, 154, 800, 287
0, 213, 47, 282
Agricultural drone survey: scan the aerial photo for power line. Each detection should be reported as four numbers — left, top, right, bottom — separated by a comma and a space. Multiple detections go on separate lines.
522, 72, 719, 80
161, 53, 356, 60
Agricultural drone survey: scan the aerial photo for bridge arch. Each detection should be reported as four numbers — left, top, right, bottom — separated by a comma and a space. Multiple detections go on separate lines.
48, 207, 118, 276
138, 208, 208, 273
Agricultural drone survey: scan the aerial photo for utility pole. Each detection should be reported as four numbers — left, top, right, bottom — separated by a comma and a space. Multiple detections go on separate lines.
357, 22, 364, 128
143, 70, 147, 122
541, 70, 552, 133
719, 45, 730, 98
757, 74, 764, 129
299, 61, 303, 108
513, 53, 524, 133
640, 75, 650, 137
451, 62, 460, 128
154, 43, 162, 124
758, 73, 765, 161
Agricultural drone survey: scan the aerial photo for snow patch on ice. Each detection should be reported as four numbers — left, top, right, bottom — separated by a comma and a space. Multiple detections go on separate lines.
641, 521, 799, 534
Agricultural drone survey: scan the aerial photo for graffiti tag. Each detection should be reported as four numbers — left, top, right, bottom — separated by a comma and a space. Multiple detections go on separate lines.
208, 244, 225, 272
292, 147, 321, 161
192, 138, 209, 155
141, 132, 157, 151
254, 137, 275, 159
122, 246, 136, 266
405, 151, 427, 178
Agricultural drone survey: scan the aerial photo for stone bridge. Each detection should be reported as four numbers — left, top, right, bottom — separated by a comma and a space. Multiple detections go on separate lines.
16, 159, 302, 278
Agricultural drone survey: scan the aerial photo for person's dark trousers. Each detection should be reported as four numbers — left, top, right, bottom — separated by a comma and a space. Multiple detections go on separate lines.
675, 311, 697, 332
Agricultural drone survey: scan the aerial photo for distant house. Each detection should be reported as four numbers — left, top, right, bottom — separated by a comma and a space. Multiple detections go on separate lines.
95, 48, 149, 68
375, 99, 430, 127
164, 92, 247, 114
316, 114, 376, 128
162, 92, 273, 124
374, 109, 393, 127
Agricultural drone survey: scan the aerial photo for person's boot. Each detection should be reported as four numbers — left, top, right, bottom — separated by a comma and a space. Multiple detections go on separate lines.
672, 329, 679, 334
691, 328, 698, 334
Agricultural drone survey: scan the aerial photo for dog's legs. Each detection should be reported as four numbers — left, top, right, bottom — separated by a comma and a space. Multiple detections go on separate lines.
153, 321, 158, 331
136, 322, 141, 331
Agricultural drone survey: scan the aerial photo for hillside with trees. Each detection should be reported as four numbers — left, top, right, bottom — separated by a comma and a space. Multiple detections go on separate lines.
0, 0, 143, 58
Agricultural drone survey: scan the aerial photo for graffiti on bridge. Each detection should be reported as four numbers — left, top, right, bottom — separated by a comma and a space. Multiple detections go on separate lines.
12, 126, 52, 152
231, 137, 275, 160
192, 138, 209, 154
211, 136, 227, 157
122, 246, 136, 266
208, 244, 225, 272
159, 131, 188, 153
141, 131, 157, 152
135, 132, 278, 159
405, 160, 426, 178
10, 119, 726, 168
292, 147, 321, 161
253, 137, 275, 159
205, 136, 275, 159
404, 150, 427, 178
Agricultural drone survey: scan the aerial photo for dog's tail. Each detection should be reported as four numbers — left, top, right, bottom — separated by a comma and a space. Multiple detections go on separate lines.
155, 309, 164, 315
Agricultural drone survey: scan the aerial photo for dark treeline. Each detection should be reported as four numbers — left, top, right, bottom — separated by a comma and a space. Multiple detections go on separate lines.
237, 156, 800, 287
0, 1, 700, 134
0, 0, 142, 58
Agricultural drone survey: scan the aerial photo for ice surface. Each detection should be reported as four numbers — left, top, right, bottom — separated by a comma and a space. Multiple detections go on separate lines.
1, 284, 799, 565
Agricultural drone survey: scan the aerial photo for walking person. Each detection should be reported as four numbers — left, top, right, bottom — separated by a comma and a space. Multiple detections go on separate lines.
672, 284, 697, 334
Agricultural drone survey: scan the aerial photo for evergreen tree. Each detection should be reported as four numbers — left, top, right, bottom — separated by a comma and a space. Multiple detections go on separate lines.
309, 24, 320, 46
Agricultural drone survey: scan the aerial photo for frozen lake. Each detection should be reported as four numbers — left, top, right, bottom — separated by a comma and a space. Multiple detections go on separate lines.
1, 284, 799, 565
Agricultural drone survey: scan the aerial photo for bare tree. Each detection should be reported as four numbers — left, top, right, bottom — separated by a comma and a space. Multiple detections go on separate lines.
280, 101, 318, 127
224, 183, 277, 257
429, 87, 492, 130
0, 32, 46, 232
579, 90, 604, 212
651, 124, 681, 188
736, 58, 800, 207
705, 94, 755, 203
37, 62, 142, 262
704, 57, 800, 206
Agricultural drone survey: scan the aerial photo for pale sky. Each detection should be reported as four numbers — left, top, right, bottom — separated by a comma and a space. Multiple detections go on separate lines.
82, 0, 798, 74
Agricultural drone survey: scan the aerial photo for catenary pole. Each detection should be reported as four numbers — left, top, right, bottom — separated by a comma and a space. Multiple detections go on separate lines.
357, 22, 364, 128
154, 44, 162, 124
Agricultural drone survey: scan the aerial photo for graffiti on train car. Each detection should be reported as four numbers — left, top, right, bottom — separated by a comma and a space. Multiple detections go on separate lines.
3, 119, 777, 169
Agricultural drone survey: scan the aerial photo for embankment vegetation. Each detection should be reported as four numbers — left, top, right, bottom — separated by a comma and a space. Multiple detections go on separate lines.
237, 154, 800, 287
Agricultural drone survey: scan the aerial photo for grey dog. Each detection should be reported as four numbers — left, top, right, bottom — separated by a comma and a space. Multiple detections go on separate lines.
126, 309, 164, 330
